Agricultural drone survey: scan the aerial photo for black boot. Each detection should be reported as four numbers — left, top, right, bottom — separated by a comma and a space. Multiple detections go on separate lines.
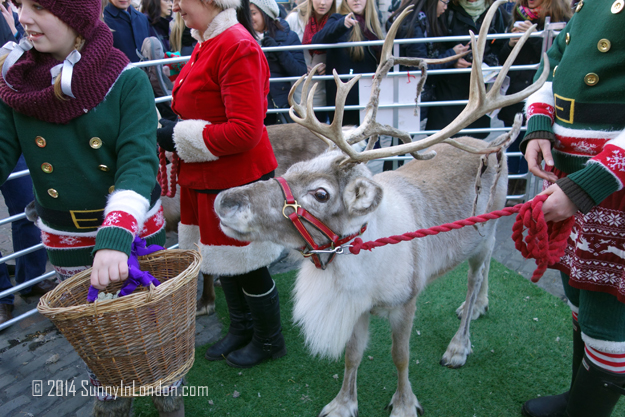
225, 281, 287, 368
565, 354, 625, 417
522, 318, 584, 417
204, 278, 253, 361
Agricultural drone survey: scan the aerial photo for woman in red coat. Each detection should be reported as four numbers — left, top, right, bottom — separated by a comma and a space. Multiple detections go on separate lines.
158, 0, 286, 368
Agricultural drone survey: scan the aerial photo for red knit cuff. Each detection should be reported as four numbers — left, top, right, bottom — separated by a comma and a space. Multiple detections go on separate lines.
102, 211, 139, 235
526, 103, 555, 122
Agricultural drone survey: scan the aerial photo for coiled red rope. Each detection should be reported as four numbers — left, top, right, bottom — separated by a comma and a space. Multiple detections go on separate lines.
348, 194, 575, 282
157, 148, 179, 198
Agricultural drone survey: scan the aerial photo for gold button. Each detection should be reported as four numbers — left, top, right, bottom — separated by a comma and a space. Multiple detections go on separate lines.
576, 0, 584, 12
598, 39, 611, 52
566, 33, 570, 45
41, 162, 53, 173
553, 65, 558, 77
89, 137, 102, 149
98, 164, 110, 172
35, 136, 46, 148
108, 185, 115, 193
612, 0, 623, 13
47, 188, 58, 198
584, 73, 599, 86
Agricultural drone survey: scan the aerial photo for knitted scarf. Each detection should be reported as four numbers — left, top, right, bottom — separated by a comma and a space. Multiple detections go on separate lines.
459, 0, 487, 21
0, 22, 129, 125
303, 14, 330, 55
516, 4, 542, 21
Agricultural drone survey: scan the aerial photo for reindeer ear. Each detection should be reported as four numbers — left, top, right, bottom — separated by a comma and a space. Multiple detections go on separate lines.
343, 177, 383, 216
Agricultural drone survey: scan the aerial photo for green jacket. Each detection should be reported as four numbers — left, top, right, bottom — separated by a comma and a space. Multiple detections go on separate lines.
522, 0, 625, 211
0, 67, 159, 259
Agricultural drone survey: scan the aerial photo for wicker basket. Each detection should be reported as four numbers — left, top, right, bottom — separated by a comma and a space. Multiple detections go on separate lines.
37, 250, 201, 397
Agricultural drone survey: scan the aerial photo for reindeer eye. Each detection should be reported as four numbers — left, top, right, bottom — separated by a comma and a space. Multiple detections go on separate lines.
309, 188, 330, 202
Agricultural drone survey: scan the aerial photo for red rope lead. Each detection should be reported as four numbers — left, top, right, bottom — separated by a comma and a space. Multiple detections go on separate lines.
158, 148, 179, 198
348, 194, 575, 282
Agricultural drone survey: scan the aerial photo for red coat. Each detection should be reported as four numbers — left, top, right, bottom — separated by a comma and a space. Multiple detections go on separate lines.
171, 15, 277, 190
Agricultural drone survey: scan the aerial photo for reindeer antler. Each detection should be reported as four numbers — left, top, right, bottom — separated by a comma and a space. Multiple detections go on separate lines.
288, 0, 549, 163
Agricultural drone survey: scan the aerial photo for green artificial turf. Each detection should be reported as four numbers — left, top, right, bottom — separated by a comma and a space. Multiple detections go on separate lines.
134, 261, 625, 416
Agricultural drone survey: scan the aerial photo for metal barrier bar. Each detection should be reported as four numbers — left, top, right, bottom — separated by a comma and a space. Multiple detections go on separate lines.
0, 28, 553, 329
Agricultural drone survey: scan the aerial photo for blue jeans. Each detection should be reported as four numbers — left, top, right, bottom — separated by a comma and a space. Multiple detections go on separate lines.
0, 155, 48, 305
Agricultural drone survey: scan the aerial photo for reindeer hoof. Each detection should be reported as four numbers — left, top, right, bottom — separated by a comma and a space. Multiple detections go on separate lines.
318, 398, 358, 417
196, 298, 215, 317
387, 390, 423, 417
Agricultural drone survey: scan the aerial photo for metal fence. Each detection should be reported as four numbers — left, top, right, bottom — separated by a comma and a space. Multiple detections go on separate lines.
0, 26, 562, 330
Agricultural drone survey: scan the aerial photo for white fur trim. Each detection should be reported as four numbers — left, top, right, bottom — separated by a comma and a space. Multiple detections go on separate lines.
36, 218, 99, 237
191, 8, 239, 43
198, 241, 284, 276
524, 81, 553, 112
178, 223, 200, 250
553, 124, 621, 140
146, 200, 162, 218
567, 300, 579, 314
173, 119, 218, 163
607, 129, 625, 148
104, 190, 150, 229
243, 280, 275, 297
582, 333, 625, 354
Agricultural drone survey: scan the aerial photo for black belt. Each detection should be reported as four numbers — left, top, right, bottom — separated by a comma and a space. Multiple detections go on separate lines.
35, 185, 161, 230
194, 171, 275, 194
554, 95, 625, 125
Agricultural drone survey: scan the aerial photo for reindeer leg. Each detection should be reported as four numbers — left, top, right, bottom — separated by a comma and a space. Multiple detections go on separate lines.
319, 312, 370, 417
196, 273, 216, 316
441, 234, 494, 368
387, 298, 423, 417
455, 259, 490, 321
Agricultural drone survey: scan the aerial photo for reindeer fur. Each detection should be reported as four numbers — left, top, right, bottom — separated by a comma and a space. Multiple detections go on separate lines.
214, 137, 508, 416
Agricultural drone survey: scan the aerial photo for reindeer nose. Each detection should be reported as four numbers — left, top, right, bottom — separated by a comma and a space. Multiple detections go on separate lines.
215, 191, 245, 220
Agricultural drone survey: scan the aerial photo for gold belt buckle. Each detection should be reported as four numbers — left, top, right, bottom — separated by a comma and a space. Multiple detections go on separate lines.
554, 94, 575, 124
69, 209, 105, 229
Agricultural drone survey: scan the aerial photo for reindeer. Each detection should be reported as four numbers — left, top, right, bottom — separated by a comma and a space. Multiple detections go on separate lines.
601, 244, 625, 260
213, 2, 546, 415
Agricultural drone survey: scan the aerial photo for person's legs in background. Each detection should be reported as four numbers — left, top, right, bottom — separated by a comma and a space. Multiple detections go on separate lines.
0, 155, 50, 298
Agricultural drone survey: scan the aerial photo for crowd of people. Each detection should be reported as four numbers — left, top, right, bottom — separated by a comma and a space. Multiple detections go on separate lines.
1, 0, 624, 416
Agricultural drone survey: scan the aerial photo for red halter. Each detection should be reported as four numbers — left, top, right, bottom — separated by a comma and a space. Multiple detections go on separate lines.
274, 177, 367, 270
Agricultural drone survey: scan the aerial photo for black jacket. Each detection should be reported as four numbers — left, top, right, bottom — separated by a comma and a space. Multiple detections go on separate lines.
496, 26, 543, 126
311, 13, 380, 124
425, 3, 509, 138
263, 19, 307, 109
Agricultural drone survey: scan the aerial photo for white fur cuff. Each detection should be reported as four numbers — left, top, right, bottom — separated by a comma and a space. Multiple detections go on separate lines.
105, 190, 150, 229
524, 81, 553, 112
582, 333, 625, 354
199, 241, 284, 276
173, 119, 218, 163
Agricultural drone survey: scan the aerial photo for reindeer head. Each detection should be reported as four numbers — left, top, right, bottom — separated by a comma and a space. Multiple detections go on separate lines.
215, 150, 382, 252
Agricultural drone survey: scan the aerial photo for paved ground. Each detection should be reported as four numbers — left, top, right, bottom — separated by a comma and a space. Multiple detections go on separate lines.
0, 188, 565, 417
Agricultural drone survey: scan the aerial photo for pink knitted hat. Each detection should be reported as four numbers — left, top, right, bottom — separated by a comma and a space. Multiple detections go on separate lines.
35, 0, 103, 40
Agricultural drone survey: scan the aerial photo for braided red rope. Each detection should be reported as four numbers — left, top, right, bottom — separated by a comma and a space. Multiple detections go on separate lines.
348, 194, 575, 282
157, 148, 179, 198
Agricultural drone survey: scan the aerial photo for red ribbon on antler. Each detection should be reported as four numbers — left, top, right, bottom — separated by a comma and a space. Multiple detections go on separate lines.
348, 194, 575, 282
158, 148, 179, 198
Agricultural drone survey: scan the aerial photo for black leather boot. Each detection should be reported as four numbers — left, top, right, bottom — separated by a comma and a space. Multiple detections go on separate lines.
565, 354, 625, 417
522, 318, 584, 417
225, 282, 287, 368
204, 278, 253, 361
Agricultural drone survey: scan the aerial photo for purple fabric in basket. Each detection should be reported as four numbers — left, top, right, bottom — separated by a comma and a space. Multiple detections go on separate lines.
87, 237, 165, 302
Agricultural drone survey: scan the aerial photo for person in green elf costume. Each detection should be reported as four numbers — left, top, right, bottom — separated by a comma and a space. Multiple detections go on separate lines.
520, 0, 625, 415
0, 0, 183, 415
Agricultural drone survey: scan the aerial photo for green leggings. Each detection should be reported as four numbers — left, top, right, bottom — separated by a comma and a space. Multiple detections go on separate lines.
561, 272, 625, 342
